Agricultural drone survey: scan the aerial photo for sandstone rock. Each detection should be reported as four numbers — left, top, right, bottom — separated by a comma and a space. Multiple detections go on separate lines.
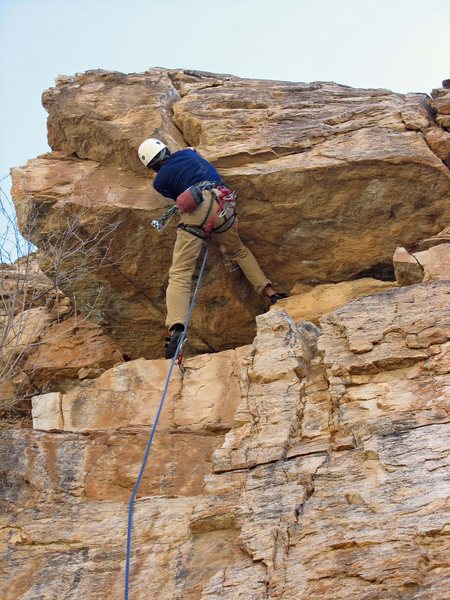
11, 69, 450, 358
3, 71, 450, 599
413, 243, 450, 281
24, 315, 124, 388
0, 424, 225, 503
3, 280, 449, 599
319, 281, 450, 433
0, 379, 16, 407
416, 226, 450, 250
433, 89, 450, 131
0, 257, 122, 406
0, 258, 60, 358
280, 277, 397, 323
77, 367, 105, 380
436, 114, 450, 129
213, 312, 321, 472
394, 242, 450, 285
393, 246, 424, 285
0, 255, 54, 312
431, 91, 450, 115
31, 392, 63, 430
1, 306, 54, 360
31, 348, 245, 434
281, 423, 450, 599
42, 69, 187, 173
400, 93, 433, 130
0, 495, 197, 600
425, 128, 450, 167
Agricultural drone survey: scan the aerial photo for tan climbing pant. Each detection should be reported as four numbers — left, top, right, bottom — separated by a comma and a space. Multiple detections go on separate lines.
166, 189, 271, 329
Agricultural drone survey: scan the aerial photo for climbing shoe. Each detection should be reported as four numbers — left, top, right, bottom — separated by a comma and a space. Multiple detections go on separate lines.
269, 292, 288, 305
164, 324, 185, 359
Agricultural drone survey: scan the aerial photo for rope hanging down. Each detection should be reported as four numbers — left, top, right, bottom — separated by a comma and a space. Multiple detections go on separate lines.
124, 240, 211, 600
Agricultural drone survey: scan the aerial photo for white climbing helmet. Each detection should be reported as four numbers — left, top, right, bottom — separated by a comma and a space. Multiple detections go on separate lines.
138, 138, 168, 167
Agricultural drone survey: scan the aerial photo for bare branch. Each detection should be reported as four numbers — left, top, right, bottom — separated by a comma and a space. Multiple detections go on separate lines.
0, 181, 122, 416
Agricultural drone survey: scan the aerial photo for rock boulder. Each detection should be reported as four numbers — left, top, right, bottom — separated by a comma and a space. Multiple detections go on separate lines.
1, 281, 449, 598
11, 70, 450, 358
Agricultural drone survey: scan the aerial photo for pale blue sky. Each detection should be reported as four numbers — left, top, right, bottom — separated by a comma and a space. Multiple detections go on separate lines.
0, 0, 449, 186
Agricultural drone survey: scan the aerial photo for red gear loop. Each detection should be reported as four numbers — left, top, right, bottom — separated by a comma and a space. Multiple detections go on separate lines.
204, 187, 236, 239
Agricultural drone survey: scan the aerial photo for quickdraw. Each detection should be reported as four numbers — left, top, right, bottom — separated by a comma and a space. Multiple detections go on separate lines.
175, 337, 188, 374
151, 205, 179, 232
204, 185, 236, 238
216, 187, 236, 217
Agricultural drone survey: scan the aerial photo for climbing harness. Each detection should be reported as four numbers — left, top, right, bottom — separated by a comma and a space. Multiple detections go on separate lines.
124, 240, 211, 600
177, 184, 237, 240
175, 180, 235, 216
204, 184, 236, 237
151, 205, 179, 232
152, 183, 236, 238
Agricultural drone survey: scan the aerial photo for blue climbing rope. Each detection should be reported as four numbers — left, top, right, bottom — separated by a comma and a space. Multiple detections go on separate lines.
124, 240, 211, 600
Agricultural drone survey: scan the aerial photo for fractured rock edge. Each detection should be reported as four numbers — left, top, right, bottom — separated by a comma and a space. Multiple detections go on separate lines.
2, 280, 450, 599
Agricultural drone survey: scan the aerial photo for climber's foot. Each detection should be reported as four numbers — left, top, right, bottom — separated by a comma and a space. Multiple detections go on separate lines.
164, 324, 185, 359
268, 292, 288, 305
264, 284, 288, 305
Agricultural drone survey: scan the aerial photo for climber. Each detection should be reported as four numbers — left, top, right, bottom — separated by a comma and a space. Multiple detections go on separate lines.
138, 138, 287, 359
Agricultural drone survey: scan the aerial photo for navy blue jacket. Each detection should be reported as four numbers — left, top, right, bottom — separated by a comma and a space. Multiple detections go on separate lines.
153, 149, 222, 201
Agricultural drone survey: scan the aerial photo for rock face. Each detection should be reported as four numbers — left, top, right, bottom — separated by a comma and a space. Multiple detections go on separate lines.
1, 277, 449, 599
10, 70, 450, 358
393, 227, 450, 285
280, 277, 397, 323
0, 256, 123, 407
2, 71, 450, 599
